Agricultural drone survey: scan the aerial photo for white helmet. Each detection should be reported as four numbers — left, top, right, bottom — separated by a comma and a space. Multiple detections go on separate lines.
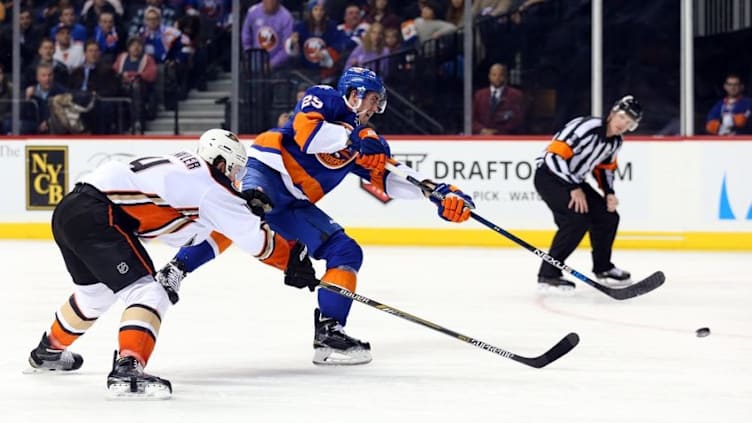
197, 129, 247, 182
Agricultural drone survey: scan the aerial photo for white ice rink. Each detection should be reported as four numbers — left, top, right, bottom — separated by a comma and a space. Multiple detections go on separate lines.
1, 240, 750, 422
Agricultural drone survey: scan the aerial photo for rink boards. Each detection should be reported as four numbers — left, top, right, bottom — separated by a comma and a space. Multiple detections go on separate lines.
0, 136, 750, 250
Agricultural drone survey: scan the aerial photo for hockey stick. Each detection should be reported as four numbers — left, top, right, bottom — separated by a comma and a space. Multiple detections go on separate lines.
384, 162, 665, 301
318, 281, 579, 368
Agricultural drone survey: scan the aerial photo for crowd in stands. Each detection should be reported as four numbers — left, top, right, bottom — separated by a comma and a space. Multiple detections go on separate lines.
0, 0, 234, 134
1, 0, 744, 136
0, 0, 563, 135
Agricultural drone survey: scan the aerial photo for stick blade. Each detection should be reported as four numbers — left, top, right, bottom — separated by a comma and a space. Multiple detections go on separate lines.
607, 271, 665, 300
517, 332, 580, 369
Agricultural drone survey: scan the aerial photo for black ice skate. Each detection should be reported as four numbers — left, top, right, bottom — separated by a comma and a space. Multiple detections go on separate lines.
106, 352, 172, 399
537, 276, 576, 293
313, 309, 372, 365
28, 332, 83, 372
595, 266, 633, 287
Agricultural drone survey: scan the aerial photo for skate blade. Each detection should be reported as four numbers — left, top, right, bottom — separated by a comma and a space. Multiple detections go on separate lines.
537, 283, 576, 296
23, 367, 63, 374
106, 381, 172, 400
313, 347, 372, 366
23, 360, 80, 374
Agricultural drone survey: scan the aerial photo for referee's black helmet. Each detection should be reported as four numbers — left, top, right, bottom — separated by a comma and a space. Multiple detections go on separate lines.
611, 95, 643, 131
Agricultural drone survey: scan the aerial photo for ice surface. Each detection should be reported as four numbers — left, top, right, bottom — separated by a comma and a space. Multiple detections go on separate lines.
1, 240, 750, 422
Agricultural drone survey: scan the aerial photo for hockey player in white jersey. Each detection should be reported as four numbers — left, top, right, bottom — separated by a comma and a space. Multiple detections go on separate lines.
26, 129, 318, 399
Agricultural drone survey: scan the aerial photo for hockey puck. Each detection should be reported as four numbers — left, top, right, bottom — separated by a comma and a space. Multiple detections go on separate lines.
695, 327, 711, 337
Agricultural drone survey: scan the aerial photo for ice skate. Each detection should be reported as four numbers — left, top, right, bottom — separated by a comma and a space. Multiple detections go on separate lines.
27, 333, 83, 372
106, 352, 172, 400
537, 276, 576, 294
313, 309, 372, 365
595, 266, 633, 287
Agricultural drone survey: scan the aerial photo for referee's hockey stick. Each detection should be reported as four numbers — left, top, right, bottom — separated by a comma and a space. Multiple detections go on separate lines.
318, 281, 579, 368
384, 162, 665, 301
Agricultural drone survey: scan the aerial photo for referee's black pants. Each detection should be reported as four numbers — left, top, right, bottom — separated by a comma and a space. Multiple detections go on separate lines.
534, 166, 619, 278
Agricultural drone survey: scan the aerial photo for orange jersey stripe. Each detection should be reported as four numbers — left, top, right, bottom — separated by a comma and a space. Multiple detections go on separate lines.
119, 327, 157, 365
209, 231, 233, 254
254, 131, 284, 151
109, 205, 154, 274
49, 319, 80, 348
117, 203, 194, 235
281, 147, 325, 202
322, 268, 357, 292
293, 111, 325, 150
595, 160, 618, 171
547, 140, 574, 159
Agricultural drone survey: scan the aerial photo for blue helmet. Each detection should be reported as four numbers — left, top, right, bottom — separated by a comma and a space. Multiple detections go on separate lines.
337, 66, 387, 114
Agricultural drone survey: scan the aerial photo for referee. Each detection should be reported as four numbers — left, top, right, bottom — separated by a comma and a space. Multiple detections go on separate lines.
534, 95, 643, 291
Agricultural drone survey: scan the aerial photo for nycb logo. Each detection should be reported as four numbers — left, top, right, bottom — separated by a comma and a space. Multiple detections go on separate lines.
719, 173, 751, 220
26, 146, 68, 210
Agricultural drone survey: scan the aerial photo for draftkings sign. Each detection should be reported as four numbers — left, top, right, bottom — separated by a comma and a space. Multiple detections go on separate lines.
26, 146, 68, 210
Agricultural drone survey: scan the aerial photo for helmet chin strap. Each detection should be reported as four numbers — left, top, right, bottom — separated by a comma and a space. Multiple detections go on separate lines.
344, 95, 368, 125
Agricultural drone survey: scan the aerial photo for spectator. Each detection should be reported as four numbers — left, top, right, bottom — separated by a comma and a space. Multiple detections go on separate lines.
13, 9, 43, 71
286, 0, 348, 83
445, 0, 466, 28
402, 0, 456, 45
50, 5, 88, 44
364, 0, 401, 30
39, 1, 66, 35
241, 0, 294, 71
472, 63, 525, 134
337, 2, 370, 48
472, 0, 514, 18
92, 11, 122, 64
24, 37, 70, 88
345, 22, 389, 76
383, 26, 403, 53
129, 0, 177, 37
69, 40, 122, 133
325, 0, 366, 25
175, 13, 203, 94
705, 73, 752, 135
194, 0, 232, 73
114, 37, 158, 86
138, 6, 189, 109
53, 25, 85, 72
0, 64, 12, 134
23, 62, 68, 134
114, 36, 158, 128
81, 0, 122, 32
139, 6, 187, 64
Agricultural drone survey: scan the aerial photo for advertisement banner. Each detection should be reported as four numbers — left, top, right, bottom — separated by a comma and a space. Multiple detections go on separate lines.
25, 145, 68, 210
0, 137, 750, 249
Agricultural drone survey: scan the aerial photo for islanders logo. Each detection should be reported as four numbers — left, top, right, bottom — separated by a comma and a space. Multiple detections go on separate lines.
303, 37, 326, 63
257, 26, 278, 51
719, 172, 751, 220
316, 149, 357, 169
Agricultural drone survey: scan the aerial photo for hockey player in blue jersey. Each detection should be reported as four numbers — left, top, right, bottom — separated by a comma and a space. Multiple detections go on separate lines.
156, 67, 476, 365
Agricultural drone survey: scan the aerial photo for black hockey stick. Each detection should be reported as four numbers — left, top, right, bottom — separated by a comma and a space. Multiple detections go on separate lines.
384, 162, 665, 301
318, 281, 579, 368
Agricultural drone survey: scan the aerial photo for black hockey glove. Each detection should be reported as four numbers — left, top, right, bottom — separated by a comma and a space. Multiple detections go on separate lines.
284, 242, 319, 292
155, 259, 187, 304
241, 188, 273, 217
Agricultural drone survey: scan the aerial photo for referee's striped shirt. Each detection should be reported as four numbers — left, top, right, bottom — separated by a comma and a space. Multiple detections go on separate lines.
535, 116, 623, 194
